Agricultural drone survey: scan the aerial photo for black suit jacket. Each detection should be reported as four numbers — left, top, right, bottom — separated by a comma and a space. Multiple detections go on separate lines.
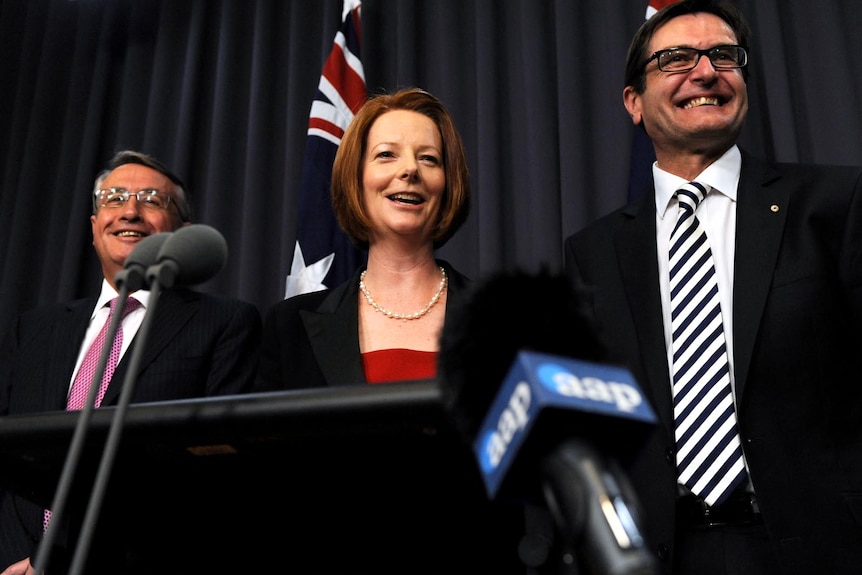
563, 151, 862, 575
257, 259, 470, 390
0, 288, 262, 573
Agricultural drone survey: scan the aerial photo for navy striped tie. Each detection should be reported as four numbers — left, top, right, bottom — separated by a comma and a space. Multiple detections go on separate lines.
670, 181, 747, 507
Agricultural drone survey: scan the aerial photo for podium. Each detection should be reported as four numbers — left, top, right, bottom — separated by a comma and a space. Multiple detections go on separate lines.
0, 381, 526, 574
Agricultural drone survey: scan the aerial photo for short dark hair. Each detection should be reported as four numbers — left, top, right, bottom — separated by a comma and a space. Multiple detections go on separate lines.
624, 0, 751, 94
331, 87, 471, 250
92, 150, 192, 221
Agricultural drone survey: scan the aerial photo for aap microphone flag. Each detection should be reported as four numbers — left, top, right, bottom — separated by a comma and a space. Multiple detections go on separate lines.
474, 351, 657, 498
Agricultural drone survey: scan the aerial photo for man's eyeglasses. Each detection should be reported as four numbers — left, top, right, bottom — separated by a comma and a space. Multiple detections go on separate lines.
95, 188, 183, 218
643, 45, 748, 73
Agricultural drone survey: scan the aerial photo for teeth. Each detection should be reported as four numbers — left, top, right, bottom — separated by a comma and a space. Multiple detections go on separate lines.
117, 231, 143, 237
389, 193, 423, 204
684, 96, 719, 109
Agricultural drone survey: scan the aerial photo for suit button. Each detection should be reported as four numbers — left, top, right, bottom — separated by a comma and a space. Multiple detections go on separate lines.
665, 447, 675, 464
657, 544, 670, 561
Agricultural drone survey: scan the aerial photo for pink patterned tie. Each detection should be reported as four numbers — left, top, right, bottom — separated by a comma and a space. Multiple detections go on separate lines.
44, 296, 141, 530
66, 296, 141, 410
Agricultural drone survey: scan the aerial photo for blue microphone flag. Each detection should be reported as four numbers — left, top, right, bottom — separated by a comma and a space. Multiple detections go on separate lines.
474, 351, 657, 498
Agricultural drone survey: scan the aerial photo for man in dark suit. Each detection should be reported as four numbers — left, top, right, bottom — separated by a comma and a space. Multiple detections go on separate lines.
563, 1, 862, 574
0, 150, 262, 574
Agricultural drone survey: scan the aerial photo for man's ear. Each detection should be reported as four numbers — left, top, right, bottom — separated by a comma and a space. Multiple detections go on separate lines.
623, 86, 643, 126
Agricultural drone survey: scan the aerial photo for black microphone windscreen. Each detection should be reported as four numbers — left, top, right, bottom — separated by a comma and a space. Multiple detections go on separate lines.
438, 268, 608, 441
124, 232, 173, 271
115, 232, 173, 291
156, 224, 228, 286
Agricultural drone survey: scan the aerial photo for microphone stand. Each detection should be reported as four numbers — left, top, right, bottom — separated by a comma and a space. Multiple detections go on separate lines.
541, 440, 656, 575
31, 286, 132, 575
47, 226, 222, 573
67, 277, 166, 575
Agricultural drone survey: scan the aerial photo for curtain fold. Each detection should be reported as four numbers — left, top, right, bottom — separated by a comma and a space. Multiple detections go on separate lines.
2, 0, 861, 332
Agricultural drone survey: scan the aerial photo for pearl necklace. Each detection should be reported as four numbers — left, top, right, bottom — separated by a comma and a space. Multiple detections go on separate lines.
359, 266, 448, 321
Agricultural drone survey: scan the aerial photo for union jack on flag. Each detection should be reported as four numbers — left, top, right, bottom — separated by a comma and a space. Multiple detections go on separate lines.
285, 0, 367, 298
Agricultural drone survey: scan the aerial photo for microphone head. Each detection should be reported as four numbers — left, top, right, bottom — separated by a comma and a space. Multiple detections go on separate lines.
114, 232, 173, 291
151, 224, 228, 287
439, 268, 609, 441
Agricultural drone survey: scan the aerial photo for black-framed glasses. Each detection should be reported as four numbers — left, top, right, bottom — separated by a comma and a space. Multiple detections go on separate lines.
95, 187, 183, 217
643, 45, 748, 73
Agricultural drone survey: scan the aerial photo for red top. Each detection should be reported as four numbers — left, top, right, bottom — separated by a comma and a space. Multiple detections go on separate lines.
361, 348, 437, 384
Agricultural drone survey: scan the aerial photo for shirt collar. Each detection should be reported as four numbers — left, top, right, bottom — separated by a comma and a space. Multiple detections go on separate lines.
95, 278, 151, 317
654, 145, 742, 218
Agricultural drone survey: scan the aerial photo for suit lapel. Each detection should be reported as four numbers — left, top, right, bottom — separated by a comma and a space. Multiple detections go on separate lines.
102, 290, 198, 405
301, 277, 366, 386
48, 300, 96, 410
616, 192, 675, 431
732, 154, 787, 401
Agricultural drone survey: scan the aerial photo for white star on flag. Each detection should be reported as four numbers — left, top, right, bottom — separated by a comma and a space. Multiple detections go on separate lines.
284, 241, 334, 297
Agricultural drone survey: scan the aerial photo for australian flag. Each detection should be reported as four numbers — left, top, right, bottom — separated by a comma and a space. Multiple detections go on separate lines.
285, 0, 367, 298
628, 0, 679, 202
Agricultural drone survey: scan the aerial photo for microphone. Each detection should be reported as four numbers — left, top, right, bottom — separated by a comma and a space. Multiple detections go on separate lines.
66, 225, 228, 574
438, 269, 658, 575
114, 232, 173, 291
146, 224, 228, 288
35, 234, 174, 574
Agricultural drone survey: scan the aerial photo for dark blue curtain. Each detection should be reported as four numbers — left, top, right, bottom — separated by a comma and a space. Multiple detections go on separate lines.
2, 0, 861, 332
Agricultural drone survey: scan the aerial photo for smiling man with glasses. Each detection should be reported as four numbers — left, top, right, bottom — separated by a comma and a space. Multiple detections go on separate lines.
89, 152, 193, 285
0, 150, 263, 575
563, 0, 862, 574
